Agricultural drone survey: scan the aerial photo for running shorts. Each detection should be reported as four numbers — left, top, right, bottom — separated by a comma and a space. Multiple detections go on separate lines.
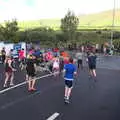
78, 59, 82, 64
65, 80, 73, 88
26, 71, 36, 77
89, 64, 96, 70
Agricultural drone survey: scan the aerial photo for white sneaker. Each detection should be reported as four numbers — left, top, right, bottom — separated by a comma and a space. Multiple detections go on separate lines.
64, 98, 70, 104
3, 83, 7, 88
10, 83, 14, 86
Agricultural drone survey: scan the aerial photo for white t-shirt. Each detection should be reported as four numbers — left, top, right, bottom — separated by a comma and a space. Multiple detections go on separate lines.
53, 59, 59, 69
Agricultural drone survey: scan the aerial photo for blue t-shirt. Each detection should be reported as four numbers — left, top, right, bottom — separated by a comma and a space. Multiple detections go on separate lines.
64, 64, 76, 81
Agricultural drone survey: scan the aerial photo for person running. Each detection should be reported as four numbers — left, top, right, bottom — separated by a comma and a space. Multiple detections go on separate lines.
1, 47, 6, 64
63, 57, 77, 104
3, 56, 16, 88
52, 56, 60, 76
59, 55, 64, 73
19, 49, 25, 70
76, 50, 83, 70
26, 54, 36, 91
87, 52, 97, 81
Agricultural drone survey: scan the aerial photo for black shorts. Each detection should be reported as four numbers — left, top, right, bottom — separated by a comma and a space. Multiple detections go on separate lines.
78, 59, 82, 64
89, 64, 96, 70
27, 71, 36, 77
65, 80, 73, 88
20, 59, 26, 65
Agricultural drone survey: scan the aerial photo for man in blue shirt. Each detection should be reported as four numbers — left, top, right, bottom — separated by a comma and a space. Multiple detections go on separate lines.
63, 57, 77, 104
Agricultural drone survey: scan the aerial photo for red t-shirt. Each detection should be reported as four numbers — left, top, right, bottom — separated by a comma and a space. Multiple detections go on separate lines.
19, 50, 24, 59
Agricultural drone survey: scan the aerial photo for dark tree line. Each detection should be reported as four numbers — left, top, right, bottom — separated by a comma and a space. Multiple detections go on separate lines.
0, 10, 120, 48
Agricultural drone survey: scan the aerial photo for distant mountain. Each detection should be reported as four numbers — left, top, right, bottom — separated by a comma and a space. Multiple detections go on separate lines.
78, 9, 120, 26
14, 9, 120, 30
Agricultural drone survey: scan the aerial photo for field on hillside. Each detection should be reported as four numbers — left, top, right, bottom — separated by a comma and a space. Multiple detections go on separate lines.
18, 9, 120, 30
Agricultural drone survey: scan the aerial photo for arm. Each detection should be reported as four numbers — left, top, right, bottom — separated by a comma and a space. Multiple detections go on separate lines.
8, 60, 16, 71
34, 63, 37, 73
74, 65, 77, 76
62, 65, 66, 77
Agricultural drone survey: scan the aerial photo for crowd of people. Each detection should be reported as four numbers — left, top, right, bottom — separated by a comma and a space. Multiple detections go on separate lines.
0, 46, 97, 104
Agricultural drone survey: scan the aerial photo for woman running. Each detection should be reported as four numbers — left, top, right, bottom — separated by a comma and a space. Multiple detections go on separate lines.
26, 54, 36, 91
4, 56, 16, 88
52, 56, 60, 76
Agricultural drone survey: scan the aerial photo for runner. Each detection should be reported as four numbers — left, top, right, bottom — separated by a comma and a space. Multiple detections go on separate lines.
26, 54, 36, 91
76, 50, 83, 70
3, 56, 16, 88
63, 57, 77, 104
19, 49, 25, 70
87, 52, 97, 81
52, 56, 60, 76
59, 55, 64, 73
1, 47, 6, 64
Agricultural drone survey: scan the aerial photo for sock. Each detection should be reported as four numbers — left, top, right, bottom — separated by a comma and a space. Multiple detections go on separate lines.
66, 96, 69, 100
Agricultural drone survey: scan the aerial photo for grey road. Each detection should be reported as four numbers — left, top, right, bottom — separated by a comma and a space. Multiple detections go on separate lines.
0, 55, 120, 120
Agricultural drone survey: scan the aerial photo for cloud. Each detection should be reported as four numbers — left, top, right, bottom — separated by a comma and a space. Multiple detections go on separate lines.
0, 0, 37, 21
0, 0, 119, 22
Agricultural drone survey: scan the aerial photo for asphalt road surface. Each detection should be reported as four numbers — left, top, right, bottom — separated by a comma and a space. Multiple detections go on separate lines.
0, 56, 120, 120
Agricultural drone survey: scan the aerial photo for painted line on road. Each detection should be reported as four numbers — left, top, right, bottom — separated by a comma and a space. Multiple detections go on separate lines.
0, 90, 40, 110
0, 73, 54, 94
0, 81, 63, 110
46, 112, 60, 120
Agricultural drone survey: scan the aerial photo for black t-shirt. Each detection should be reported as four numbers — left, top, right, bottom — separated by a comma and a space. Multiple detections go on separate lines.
26, 59, 35, 73
88, 55, 97, 65
1, 50, 6, 56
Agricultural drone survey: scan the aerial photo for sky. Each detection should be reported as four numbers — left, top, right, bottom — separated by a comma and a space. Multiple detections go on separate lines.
0, 0, 120, 22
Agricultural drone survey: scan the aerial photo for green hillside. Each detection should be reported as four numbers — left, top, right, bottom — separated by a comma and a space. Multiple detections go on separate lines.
18, 9, 120, 30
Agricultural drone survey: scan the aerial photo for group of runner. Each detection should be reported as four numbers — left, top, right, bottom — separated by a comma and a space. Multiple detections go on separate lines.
0, 47, 97, 104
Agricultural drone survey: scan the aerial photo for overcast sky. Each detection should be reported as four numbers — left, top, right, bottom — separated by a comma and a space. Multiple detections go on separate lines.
0, 0, 120, 21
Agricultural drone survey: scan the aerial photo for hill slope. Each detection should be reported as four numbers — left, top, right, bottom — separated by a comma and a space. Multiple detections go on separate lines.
18, 9, 120, 30
79, 9, 120, 26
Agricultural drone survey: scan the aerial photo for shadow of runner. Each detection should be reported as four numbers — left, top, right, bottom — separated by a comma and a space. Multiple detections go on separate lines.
88, 76, 97, 89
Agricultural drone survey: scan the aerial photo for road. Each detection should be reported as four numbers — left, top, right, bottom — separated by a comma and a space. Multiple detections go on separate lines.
0, 55, 120, 120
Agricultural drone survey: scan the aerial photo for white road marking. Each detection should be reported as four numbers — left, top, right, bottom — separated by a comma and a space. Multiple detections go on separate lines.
0, 91, 40, 110
46, 112, 60, 120
0, 73, 54, 94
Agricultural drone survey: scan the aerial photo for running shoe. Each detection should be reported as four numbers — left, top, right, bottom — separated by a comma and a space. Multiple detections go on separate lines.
30, 88, 37, 91
28, 88, 32, 91
10, 83, 14, 86
3, 83, 7, 88
64, 96, 67, 100
64, 99, 70, 104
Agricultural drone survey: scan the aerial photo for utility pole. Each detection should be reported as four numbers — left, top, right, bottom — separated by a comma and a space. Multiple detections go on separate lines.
110, 0, 116, 49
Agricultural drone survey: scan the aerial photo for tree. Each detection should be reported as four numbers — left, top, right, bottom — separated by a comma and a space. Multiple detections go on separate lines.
0, 25, 5, 40
0, 19, 19, 42
61, 10, 79, 46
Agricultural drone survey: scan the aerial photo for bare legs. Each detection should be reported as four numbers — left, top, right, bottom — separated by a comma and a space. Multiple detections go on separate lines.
28, 76, 36, 91
89, 69, 96, 77
10, 72, 14, 85
4, 72, 9, 87
4, 72, 14, 87
65, 86, 72, 100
